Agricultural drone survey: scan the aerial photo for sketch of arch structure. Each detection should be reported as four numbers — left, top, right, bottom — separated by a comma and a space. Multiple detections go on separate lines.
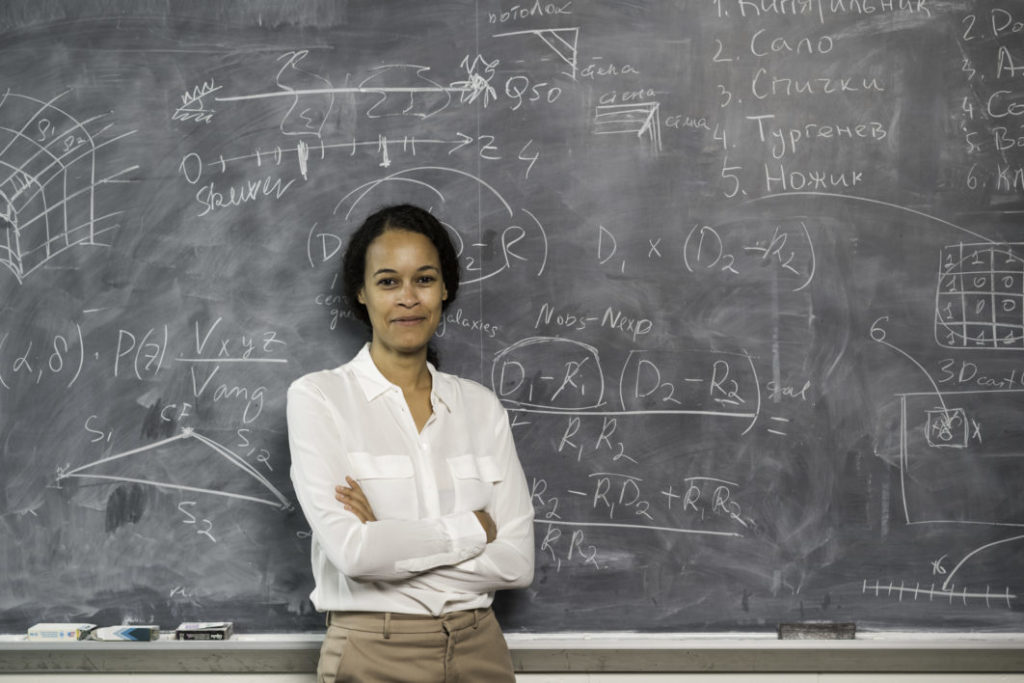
0, 90, 136, 284
494, 28, 580, 80
57, 428, 293, 511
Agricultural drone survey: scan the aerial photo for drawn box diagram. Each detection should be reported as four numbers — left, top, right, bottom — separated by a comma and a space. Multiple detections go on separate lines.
925, 407, 968, 448
593, 102, 662, 153
899, 390, 1024, 527
935, 242, 1024, 350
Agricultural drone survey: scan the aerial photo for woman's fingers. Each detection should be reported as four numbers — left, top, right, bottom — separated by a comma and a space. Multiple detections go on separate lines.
474, 510, 497, 543
335, 488, 373, 522
334, 477, 377, 523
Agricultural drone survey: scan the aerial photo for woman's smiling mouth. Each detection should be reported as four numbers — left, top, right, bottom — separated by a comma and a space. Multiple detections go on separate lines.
392, 315, 426, 326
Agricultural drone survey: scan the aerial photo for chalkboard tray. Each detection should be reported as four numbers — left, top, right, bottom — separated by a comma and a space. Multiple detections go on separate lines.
2, 633, 1023, 673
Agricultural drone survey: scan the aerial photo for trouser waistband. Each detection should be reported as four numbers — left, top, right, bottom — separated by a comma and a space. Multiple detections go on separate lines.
327, 608, 491, 639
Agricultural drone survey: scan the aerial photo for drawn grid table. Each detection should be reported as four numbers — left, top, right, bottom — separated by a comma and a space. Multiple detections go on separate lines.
935, 242, 1024, 350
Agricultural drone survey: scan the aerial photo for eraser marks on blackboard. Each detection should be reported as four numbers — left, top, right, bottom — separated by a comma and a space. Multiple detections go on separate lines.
778, 622, 856, 640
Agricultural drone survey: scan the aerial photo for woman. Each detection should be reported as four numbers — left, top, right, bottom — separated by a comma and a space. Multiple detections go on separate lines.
287, 204, 535, 682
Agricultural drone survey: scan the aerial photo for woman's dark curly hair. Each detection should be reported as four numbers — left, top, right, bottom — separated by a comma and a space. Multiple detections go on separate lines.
341, 204, 461, 327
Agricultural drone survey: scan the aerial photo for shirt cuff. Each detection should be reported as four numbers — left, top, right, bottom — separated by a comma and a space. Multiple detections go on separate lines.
443, 510, 488, 559
393, 512, 487, 573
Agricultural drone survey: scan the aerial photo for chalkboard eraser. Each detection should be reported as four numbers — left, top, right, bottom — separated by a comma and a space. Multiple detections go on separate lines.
175, 621, 233, 640
90, 625, 160, 641
26, 623, 97, 641
777, 622, 856, 640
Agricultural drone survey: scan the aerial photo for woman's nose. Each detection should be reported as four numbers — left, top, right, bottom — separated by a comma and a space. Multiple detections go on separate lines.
397, 282, 418, 306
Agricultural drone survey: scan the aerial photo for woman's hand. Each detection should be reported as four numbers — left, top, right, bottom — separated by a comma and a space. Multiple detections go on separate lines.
474, 510, 497, 543
335, 477, 377, 523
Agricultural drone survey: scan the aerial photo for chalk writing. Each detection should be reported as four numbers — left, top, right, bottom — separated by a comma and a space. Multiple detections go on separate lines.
7, 0, 1024, 635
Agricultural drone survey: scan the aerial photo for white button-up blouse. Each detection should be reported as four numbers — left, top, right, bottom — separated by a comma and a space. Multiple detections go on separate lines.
287, 344, 535, 616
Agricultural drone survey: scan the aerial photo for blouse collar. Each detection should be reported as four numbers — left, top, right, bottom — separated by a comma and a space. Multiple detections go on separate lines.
348, 343, 454, 413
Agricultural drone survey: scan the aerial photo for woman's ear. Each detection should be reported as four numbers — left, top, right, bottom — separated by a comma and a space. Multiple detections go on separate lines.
357, 288, 366, 304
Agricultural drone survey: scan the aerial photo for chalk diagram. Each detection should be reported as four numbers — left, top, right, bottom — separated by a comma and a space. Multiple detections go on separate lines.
193, 29, 584, 178
857, 217, 1023, 608
493, 27, 580, 80
213, 56, 472, 121
275, 51, 336, 136
740, 195, 1023, 608
333, 166, 549, 286
0, 90, 137, 284
935, 242, 1024, 350
55, 428, 292, 511
490, 26, 660, 152
879, 366, 1023, 604
205, 58, 482, 177
594, 102, 663, 153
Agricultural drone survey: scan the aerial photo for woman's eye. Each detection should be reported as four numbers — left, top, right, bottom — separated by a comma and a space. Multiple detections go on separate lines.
418, 276, 436, 284
376, 278, 396, 287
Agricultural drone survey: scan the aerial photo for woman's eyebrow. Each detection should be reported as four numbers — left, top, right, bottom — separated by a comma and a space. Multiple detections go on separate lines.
371, 265, 439, 276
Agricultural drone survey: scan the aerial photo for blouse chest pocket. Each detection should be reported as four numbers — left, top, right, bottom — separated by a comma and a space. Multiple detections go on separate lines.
348, 453, 417, 521
447, 454, 503, 512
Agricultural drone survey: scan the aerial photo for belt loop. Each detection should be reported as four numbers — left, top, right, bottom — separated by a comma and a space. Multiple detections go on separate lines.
473, 609, 480, 630
325, 611, 331, 628
383, 612, 392, 640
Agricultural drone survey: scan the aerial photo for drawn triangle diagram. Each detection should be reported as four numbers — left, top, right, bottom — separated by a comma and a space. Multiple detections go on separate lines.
493, 28, 579, 79
534, 28, 579, 76
57, 428, 293, 510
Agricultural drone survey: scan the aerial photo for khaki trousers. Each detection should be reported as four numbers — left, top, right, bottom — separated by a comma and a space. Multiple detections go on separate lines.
318, 608, 516, 683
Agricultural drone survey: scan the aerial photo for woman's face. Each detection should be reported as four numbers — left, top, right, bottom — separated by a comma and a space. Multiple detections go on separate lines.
358, 229, 447, 358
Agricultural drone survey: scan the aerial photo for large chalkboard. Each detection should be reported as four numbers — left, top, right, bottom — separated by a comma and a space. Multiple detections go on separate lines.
2, 0, 1024, 635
